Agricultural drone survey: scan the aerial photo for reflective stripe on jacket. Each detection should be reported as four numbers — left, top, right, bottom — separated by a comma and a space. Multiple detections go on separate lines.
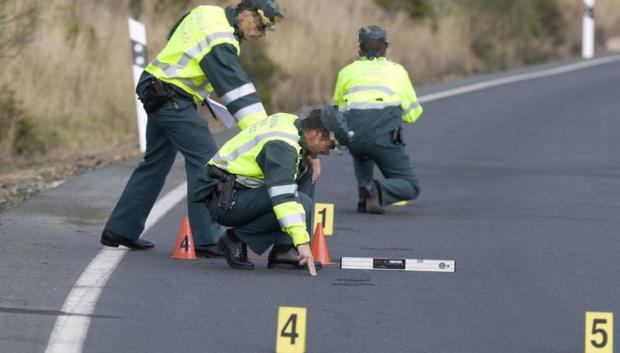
145, 6, 268, 129
208, 114, 310, 245
332, 57, 423, 124
146, 6, 238, 102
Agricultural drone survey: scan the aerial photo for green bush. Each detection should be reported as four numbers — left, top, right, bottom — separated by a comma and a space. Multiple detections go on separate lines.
461, 0, 567, 71
0, 87, 49, 159
0, 0, 39, 58
0, 87, 20, 159
240, 41, 287, 112
12, 117, 47, 156
373, 0, 436, 21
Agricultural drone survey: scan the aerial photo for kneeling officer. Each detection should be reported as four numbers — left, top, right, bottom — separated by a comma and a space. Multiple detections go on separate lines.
194, 109, 345, 276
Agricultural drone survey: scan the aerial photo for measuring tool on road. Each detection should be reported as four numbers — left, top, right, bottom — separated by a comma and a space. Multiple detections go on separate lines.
340, 257, 455, 272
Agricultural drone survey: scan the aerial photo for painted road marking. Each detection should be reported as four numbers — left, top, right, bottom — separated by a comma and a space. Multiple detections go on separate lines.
419, 55, 620, 103
45, 54, 620, 353
45, 182, 187, 353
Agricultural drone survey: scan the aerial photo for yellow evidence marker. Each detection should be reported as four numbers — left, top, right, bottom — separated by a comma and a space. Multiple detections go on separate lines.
313, 203, 334, 236
276, 306, 307, 353
585, 312, 614, 353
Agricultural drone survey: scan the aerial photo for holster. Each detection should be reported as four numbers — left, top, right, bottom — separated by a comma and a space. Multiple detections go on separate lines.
391, 127, 404, 145
208, 166, 237, 211
142, 79, 174, 114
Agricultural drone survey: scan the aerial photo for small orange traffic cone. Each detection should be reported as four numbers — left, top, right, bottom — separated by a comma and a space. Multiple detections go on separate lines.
310, 223, 332, 265
171, 216, 197, 260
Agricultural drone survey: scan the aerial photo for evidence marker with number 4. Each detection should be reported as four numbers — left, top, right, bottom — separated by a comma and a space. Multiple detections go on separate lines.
340, 257, 455, 272
276, 306, 307, 353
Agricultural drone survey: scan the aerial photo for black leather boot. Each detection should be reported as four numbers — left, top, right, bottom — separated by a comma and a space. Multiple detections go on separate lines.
267, 245, 322, 270
195, 244, 224, 258
359, 180, 385, 214
217, 229, 254, 270
357, 192, 366, 213
100, 229, 155, 250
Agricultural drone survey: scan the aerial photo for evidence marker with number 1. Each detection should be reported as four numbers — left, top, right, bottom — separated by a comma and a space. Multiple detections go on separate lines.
340, 257, 455, 272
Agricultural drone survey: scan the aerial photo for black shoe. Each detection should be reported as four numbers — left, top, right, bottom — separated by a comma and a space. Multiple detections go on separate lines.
195, 244, 224, 258
217, 229, 254, 270
357, 193, 366, 213
359, 180, 385, 215
267, 245, 322, 270
100, 229, 155, 250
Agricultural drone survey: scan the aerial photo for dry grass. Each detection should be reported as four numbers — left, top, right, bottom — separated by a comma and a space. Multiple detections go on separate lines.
1, 0, 620, 159
4, 1, 136, 148
266, 0, 620, 112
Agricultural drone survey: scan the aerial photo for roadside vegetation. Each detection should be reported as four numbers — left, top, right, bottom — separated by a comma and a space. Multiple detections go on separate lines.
1, 0, 620, 169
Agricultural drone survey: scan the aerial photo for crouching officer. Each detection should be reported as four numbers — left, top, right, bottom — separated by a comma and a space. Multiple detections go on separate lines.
100, 0, 282, 256
332, 25, 423, 214
193, 109, 344, 276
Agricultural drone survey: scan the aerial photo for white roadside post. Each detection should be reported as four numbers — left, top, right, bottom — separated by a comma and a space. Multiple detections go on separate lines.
582, 0, 595, 59
128, 18, 148, 152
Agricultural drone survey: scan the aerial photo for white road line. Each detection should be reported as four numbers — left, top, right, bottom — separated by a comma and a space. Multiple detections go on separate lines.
44, 53, 620, 353
45, 182, 187, 353
418, 54, 620, 103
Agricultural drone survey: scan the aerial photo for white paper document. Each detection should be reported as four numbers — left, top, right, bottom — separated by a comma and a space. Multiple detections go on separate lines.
205, 97, 236, 129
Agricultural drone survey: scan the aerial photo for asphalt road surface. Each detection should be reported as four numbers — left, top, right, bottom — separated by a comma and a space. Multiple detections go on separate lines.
1, 55, 619, 353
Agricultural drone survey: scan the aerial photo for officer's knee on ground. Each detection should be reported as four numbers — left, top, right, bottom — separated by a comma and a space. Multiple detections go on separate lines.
411, 182, 421, 201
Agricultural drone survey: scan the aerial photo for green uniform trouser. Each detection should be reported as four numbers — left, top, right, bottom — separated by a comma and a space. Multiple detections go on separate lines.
207, 169, 316, 254
104, 77, 221, 245
349, 132, 421, 206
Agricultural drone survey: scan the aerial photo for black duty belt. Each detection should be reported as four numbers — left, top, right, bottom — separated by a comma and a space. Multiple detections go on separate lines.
141, 78, 191, 114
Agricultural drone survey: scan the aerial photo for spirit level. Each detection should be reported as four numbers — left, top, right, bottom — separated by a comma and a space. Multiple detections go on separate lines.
340, 257, 455, 272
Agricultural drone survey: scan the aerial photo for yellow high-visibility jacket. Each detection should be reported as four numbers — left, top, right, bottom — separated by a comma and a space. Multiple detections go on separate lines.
145, 6, 267, 129
208, 113, 310, 246
333, 57, 423, 138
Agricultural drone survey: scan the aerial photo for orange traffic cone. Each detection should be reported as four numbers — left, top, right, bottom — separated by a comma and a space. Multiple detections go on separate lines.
310, 223, 332, 265
171, 216, 197, 260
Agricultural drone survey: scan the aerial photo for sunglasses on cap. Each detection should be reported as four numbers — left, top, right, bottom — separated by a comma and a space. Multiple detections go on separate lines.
253, 9, 279, 31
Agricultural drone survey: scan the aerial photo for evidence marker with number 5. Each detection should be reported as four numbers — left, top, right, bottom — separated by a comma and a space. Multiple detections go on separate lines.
340, 257, 455, 272
585, 311, 613, 353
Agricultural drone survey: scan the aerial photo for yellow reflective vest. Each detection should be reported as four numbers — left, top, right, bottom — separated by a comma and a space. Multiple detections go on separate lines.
332, 57, 423, 124
145, 6, 267, 129
208, 114, 310, 245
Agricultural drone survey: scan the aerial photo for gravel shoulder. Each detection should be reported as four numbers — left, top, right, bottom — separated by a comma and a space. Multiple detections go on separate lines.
0, 143, 141, 213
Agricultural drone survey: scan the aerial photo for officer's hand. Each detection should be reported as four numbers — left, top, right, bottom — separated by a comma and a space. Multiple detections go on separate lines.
309, 158, 321, 184
296, 243, 317, 277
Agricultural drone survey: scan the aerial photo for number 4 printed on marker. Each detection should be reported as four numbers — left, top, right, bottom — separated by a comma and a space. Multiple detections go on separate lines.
276, 307, 307, 353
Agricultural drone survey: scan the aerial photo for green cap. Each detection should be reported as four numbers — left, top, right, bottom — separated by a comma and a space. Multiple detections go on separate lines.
358, 25, 388, 45
249, 0, 283, 30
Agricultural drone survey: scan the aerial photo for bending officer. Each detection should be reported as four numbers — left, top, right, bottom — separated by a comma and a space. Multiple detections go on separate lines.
194, 108, 345, 276
101, 0, 282, 256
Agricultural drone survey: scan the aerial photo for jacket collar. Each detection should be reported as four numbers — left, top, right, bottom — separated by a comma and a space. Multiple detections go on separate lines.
225, 7, 245, 42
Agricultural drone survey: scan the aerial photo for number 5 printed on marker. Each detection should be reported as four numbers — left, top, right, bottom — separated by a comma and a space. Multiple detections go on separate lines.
585, 312, 614, 353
